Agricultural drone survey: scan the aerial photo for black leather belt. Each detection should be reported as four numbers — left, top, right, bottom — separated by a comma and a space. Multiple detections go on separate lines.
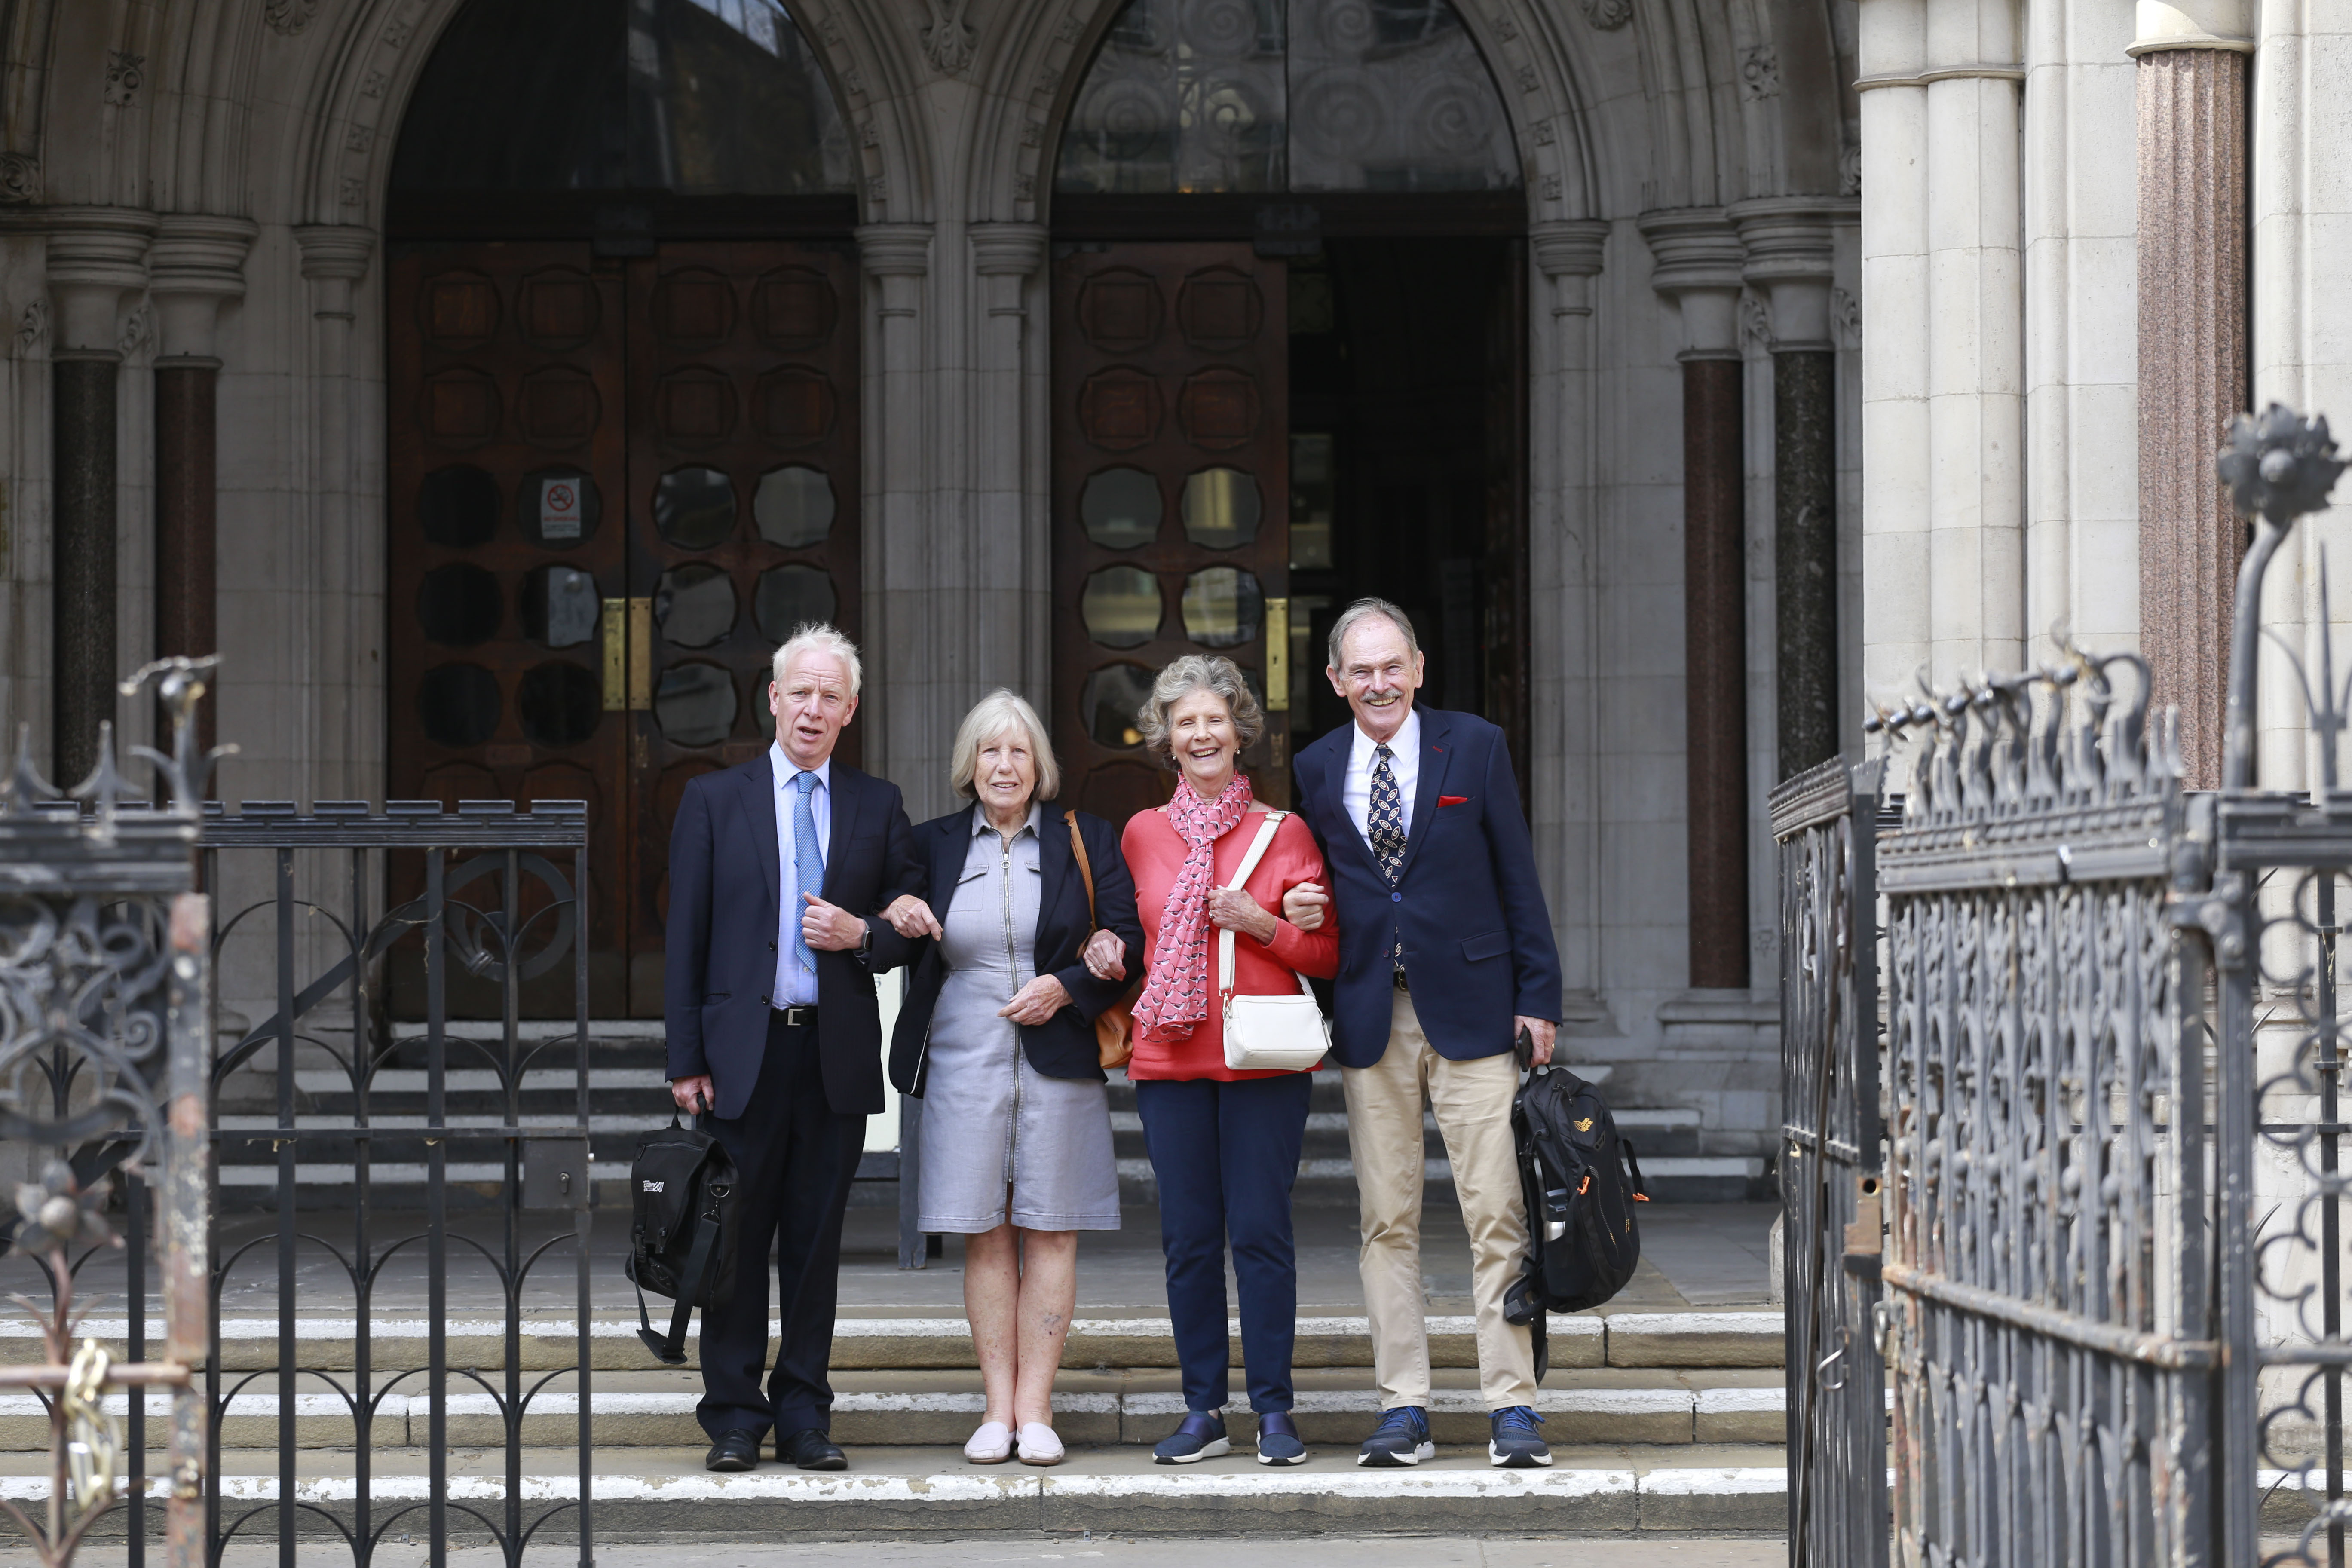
772, 1004, 819, 1028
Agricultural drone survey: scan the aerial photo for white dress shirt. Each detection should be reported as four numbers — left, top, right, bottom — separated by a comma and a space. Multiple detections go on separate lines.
1341, 705, 1421, 848
772, 741, 832, 1006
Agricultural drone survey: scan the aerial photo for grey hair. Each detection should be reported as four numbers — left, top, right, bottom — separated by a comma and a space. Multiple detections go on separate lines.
1326, 596, 1421, 671
770, 622, 864, 698
948, 689, 1062, 803
1136, 655, 1265, 770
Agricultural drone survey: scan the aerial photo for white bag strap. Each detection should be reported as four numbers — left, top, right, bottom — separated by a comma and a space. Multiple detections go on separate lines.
1216, 811, 1312, 999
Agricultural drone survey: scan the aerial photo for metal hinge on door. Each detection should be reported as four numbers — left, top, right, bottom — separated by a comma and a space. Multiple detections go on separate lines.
1265, 597, 1290, 711
602, 596, 655, 711
628, 597, 652, 708
601, 599, 627, 710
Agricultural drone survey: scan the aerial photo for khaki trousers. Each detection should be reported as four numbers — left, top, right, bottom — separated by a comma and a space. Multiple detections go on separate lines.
1342, 989, 1537, 1411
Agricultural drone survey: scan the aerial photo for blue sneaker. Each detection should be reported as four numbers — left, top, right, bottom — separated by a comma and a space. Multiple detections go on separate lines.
1153, 1410, 1231, 1465
1356, 1404, 1434, 1467
1255, 1409, 1307, 1466
1488, 1405, 1551, 1468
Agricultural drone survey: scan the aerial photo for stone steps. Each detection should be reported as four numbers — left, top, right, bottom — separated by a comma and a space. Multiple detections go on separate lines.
220, 1031, 1763, 1205
25, 1444, 1795, 1539
16, 1366, 1786, 1452
20, 1309, 1783, 1374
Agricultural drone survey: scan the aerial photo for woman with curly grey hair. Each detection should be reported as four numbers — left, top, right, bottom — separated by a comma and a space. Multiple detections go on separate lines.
1118, 654, 1338, 1467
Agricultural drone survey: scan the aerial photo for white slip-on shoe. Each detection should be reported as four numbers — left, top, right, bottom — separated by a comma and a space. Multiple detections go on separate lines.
964, 1421, 1014, 1464
1017, 1422, 1065, 1467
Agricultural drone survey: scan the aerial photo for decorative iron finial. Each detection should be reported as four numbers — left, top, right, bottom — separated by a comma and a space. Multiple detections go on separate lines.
2220, 404, 2345, 527
120, 654, 232, 812
0, 722, 59, 817
2220, 406, 2346, 789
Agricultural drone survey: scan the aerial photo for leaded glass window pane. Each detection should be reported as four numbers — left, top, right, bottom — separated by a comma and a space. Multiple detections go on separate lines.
1054, 0, 1516, 196
392, 0, 853, 196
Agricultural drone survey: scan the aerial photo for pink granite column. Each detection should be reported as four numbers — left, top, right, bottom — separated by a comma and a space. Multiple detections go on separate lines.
2136, 35, 2249, 789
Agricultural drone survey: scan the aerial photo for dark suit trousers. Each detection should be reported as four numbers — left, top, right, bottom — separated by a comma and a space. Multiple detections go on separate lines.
1133, 1072, 1314, 1414
695, 1010, 866, 1441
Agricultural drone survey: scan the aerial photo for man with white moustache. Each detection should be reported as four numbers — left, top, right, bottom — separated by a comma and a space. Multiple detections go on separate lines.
1284, 597, 1564, 1469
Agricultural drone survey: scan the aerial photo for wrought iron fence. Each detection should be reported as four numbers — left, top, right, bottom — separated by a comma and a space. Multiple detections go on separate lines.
196, 799, 595, 1567
0, 659, 219, 1568
1777, 404, 2352, 1566
1771, 754, 1887, 1568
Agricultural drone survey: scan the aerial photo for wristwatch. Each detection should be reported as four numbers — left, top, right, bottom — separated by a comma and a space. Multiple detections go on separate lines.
858, 918, 873, 955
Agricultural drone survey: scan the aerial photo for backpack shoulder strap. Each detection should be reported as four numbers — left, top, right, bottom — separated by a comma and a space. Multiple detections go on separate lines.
634, 1154, 730, 1366
1065, 809, 1098, 932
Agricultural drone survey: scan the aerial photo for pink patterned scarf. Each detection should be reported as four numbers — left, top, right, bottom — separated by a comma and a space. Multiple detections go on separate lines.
1133, 773, 1254, 1044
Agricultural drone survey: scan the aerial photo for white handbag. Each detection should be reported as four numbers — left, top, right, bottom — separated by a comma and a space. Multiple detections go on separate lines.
1219, 811, 1333, 1072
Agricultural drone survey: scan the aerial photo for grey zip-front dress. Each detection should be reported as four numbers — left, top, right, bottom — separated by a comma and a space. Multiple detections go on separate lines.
915, 803, 1121, 1234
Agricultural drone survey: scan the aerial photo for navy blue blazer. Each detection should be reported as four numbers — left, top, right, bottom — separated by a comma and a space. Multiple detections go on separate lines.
1290, 706, 1562, 1067
888, 803, 1142, 1096
662, 751, 922, 1119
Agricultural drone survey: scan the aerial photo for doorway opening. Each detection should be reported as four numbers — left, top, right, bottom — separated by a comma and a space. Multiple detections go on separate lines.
1046, 0, 1530, 819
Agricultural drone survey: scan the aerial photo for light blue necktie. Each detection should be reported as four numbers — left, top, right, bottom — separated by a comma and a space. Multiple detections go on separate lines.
791, 771, 824, 983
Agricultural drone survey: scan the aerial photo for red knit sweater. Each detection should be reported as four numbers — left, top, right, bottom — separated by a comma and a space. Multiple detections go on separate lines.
1119, 805, 1341, 1081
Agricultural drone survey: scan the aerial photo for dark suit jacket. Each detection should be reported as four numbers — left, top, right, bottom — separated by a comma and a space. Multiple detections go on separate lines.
1291, 706, 1562, 1067
888, 802, 1143, 1095
663, 751, 922, 1118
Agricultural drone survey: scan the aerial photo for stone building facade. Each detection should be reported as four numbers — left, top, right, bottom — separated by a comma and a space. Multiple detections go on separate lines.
0, 0, 1880, 1168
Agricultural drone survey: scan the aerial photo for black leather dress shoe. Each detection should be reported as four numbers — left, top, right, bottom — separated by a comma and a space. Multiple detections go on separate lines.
704, 1429, 760, 1473
777, 1427, 848, 1470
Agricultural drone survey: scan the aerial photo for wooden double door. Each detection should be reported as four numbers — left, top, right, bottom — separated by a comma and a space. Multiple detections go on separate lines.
388, 239, 859, 1016
1053, 242, 1293, 820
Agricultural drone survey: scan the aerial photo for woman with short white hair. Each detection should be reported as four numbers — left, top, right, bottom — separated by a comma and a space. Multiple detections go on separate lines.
877, 689, 1141, 1467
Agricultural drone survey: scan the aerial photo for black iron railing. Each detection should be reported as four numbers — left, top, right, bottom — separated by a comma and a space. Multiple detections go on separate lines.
197, 801, 593, 1568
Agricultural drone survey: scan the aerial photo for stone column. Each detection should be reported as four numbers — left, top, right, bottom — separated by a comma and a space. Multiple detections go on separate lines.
46, 209, 156, 784
1733, 199, 1853, 780
294, 226, 378, 806
969, 223, 1050, 713
1528, 220, 1609, 1020
1857, 0, 2025, 719
1639, 208, 1751, 991
148, 216, 256, 760
854, 224, 936, 800
2134, 0, 2251, 790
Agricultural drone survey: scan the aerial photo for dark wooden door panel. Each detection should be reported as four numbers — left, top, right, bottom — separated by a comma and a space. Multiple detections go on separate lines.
623, 241, 860, 1014
388, 242, 629, 1016
1052, 243, 1290, 823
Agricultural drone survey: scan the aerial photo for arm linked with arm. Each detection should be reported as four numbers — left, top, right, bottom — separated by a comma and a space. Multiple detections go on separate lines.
858, 792, 925, 973
1264, 825, 1340, 979
1057, 815, 1144, 1018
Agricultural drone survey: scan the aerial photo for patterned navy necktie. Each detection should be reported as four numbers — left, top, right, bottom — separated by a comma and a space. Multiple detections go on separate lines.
1369, 743, 1407, 885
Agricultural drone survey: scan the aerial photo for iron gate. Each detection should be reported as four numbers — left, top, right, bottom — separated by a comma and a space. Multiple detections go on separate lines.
1771, 753, 1887, 1567
196, 798, 596, 1566
1778, 404, 2352, 1565
0, 661, 218, 1567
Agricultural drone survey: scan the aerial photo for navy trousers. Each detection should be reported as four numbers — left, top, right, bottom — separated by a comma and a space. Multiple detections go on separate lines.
1133, 1072, 1314, 1414
695, 1011, 865, 1441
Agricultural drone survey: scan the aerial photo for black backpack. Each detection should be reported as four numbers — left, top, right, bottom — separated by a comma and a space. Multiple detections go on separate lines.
1505, 1064, 1648, 1374
624, 1115, 741, 1366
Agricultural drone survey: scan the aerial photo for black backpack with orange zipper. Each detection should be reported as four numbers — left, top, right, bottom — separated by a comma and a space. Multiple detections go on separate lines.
1504, 1050, 1649, 1375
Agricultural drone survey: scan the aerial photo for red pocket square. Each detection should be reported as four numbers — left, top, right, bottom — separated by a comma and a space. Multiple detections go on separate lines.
1438, 795, 1469, 808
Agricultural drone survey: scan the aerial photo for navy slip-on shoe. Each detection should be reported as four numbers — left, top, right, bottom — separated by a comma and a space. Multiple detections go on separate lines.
1153, 1410, 1232, 1464
1255, 1409, 1307, 1466
1488, 1405, 1552, 1469
1356, 1405, 1434, 1467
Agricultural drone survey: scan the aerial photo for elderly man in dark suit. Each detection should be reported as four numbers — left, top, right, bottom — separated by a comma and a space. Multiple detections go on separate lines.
665, 623, 921, 1474
1286, 597, 1564, 1471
